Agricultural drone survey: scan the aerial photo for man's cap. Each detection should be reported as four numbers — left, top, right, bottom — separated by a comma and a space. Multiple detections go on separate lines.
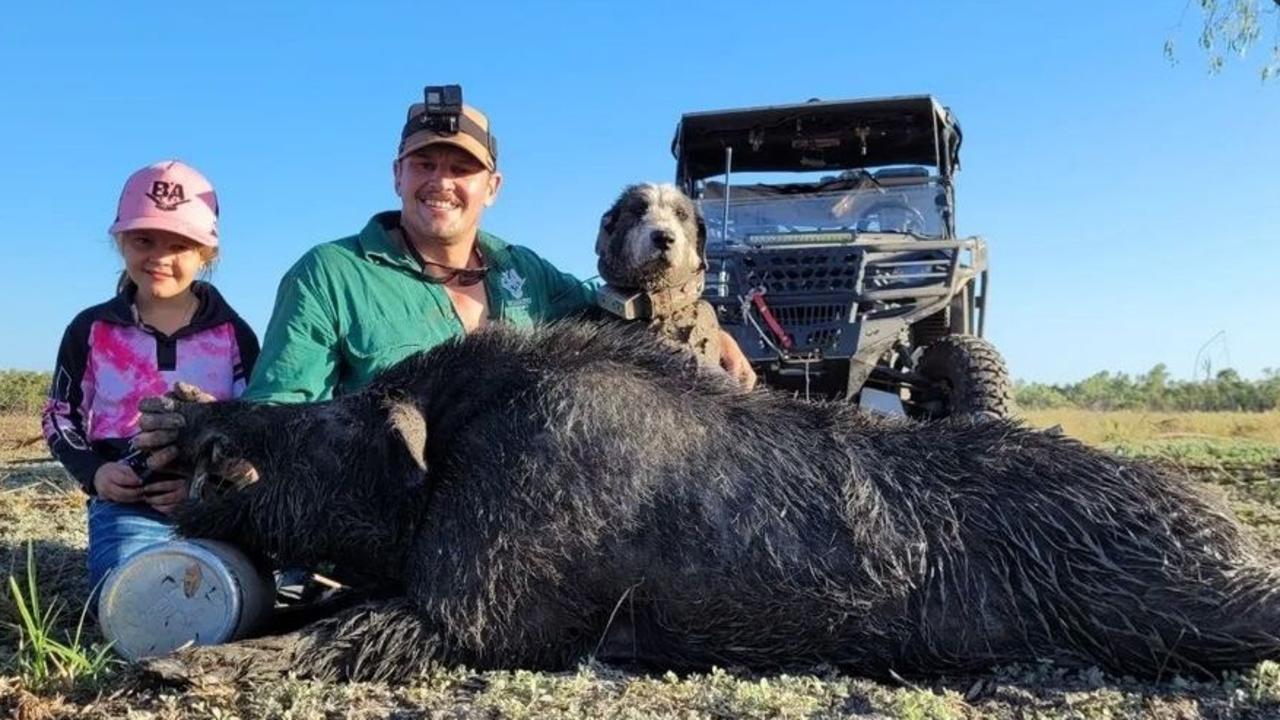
107, 160, 219, 247
398, 103, 498, 171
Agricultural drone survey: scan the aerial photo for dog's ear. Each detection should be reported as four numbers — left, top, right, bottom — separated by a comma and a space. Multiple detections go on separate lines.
596, 200, 621, 258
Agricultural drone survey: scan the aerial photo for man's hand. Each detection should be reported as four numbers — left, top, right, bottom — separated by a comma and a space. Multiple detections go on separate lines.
93, 462, 144, 503
717, 330, 758, 390
136, 382, 216, 473
143, 476, 190, 515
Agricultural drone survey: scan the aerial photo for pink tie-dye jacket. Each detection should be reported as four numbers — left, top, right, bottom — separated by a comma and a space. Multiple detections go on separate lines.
42, 283, 260, 494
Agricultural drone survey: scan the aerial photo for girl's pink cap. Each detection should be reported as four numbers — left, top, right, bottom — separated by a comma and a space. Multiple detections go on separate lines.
107, 160, 220, 247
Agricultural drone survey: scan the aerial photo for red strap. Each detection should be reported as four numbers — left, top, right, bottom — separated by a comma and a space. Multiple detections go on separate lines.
749, 290, 794, 351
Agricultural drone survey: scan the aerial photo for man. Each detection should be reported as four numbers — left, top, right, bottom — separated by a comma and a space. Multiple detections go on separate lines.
250, 89, 758, 404
140, 88, 754, 462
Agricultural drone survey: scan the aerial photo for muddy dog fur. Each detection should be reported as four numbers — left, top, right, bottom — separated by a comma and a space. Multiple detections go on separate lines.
592, 183, 721, 367
143, 321, 1280, 685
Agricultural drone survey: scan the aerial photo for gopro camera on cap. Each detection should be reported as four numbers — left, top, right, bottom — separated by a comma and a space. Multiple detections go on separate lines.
423, 84, 463, 135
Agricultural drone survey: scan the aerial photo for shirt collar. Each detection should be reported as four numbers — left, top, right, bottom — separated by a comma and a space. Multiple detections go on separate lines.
98, 281, 225, 334
101, 286, 138, 324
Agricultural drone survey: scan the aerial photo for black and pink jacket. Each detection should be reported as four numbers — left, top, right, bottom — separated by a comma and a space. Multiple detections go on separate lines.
42, 282, 259, 494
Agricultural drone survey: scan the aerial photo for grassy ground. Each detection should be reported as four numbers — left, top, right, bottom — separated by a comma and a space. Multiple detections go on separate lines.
1019, 409, 1280, 445
5, 412, 1280, 718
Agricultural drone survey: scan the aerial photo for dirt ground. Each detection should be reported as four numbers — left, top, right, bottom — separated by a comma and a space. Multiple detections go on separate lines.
5, 413, 1280, 719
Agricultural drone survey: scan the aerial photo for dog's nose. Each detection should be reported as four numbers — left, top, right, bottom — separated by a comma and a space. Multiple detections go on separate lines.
650, 230, 675, 250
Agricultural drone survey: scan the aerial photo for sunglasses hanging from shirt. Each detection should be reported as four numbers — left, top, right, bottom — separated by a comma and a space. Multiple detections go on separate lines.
403, 236, 488, 286
420, 258, 488, 287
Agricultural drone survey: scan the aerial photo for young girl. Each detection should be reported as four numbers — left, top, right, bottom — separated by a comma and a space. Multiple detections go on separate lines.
41, 160, 259, 596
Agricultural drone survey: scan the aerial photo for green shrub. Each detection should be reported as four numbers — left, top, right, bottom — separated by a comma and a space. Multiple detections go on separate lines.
0, 370, 52, 414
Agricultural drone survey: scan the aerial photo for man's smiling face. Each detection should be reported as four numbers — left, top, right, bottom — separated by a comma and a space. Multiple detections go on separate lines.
394, 144, 502, 248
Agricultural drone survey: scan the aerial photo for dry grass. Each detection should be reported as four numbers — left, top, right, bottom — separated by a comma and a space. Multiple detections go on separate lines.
0, 415, 44, 464
3, 413, 1280, 718
1020, 408, 1280, 445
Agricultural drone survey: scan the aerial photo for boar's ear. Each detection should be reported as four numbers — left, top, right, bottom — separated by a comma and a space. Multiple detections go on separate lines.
386, 401, 428, 472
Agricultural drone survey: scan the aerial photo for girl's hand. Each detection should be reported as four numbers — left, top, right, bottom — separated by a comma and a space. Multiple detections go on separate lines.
93, 462, 144, 503
143, 476, 189, 515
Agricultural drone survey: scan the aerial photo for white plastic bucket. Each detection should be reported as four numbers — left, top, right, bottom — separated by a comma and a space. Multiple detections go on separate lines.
97, 538, 274, 661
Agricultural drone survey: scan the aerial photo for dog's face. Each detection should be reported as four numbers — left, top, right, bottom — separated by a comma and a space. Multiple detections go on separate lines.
596, 183, 706, 290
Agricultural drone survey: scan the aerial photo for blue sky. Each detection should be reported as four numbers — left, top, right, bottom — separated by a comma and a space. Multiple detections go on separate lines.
0, 1, 1275, 382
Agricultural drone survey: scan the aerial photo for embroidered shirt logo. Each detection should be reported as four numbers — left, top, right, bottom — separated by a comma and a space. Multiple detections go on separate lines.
500, 269, 526, 300
146, 181, 191, 211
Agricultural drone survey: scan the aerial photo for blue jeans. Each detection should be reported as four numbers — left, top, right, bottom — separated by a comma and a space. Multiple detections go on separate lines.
86, 498, 175, 607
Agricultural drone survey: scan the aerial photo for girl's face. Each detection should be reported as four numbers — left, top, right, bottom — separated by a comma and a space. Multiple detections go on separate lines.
118, 230, 210, 299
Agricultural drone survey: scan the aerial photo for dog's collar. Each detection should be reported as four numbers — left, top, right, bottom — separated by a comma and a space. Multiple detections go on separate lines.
596, 275, 705, 320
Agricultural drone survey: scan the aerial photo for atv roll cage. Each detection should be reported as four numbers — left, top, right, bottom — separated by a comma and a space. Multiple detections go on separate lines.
673, 95, 1005, 413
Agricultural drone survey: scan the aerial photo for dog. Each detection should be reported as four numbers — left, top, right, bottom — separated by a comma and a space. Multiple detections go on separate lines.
592, 183, 721, 368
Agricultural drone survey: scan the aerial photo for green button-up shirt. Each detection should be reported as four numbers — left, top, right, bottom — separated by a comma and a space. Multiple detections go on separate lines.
244, 211, 594, 403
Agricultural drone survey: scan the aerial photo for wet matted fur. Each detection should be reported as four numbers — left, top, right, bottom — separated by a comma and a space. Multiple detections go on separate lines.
146, 321, 1280, 684
593, 183, 721, 367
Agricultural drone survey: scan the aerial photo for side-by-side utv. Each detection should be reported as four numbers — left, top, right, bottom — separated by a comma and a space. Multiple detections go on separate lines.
673, 95, 1011, 417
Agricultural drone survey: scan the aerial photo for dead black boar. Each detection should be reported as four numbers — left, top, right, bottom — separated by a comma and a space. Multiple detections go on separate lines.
147, 320, 1280, 684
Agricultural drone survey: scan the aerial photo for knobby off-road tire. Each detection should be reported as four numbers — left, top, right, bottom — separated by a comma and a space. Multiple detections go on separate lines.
916, 335, 1013, 419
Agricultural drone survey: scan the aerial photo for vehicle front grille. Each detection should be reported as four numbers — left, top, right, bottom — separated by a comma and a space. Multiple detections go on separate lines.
740, 253, 862, 293
803, 327, 842, 349
705, 241, 963, 360
771, 304, 847, 327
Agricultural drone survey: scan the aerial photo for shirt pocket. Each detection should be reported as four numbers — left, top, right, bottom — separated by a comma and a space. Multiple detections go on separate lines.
343, 325, 423, 385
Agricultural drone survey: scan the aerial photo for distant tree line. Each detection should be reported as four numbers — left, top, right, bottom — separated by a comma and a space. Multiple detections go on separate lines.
1016, 364, 1280, 412
3, 365, 1279, 414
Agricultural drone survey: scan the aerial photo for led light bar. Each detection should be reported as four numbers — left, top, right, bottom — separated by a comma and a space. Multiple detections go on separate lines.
745, 232, 856, 246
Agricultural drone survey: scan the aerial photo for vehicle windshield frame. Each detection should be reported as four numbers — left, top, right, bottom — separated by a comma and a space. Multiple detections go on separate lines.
696, 169, 952, 245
